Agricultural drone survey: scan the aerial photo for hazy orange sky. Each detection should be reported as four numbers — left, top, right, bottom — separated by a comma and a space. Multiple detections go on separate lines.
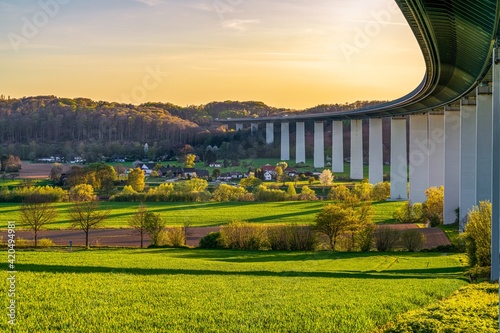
0, 0, 424, 109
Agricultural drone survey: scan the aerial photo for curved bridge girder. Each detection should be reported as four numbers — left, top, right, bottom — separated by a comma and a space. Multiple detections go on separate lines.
220, 0, 500, 123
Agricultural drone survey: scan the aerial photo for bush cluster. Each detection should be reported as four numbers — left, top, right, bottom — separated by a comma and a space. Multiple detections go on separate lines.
0, 185, 68, 202
199, 222, 317, 251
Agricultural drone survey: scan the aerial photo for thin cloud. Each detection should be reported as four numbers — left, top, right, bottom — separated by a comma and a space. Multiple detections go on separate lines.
134, 0, 164, 6
222, 19, 260, 31
190, 2, 214, 12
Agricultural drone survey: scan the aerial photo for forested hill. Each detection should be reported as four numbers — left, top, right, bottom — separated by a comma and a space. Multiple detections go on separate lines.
0, 96, 388, 153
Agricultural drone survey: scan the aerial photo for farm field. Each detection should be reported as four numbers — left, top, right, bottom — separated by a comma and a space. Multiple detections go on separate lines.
0, 201, 403, 229
0, 249, 467, 333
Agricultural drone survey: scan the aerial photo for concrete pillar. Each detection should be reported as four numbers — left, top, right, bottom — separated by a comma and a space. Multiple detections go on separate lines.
428, 113, 445, 187
459, 102, 477, 223
280, 122, 290, 161
350, 119, 363, 180
265, 123, 274, 144
295, 122, 306, 164
332, 121, 344, 172
476, 92, 493, 202
390, 118, 408, 200
236, 123, 243, 131
444, 110, 461, 224
491, 54, 500, 282
251, 123, 258, 135
369, 118, 383, 184
409, 114, 429, 203
314, 122, 325, 168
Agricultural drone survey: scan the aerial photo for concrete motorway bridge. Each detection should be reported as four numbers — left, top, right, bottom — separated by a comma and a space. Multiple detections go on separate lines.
217, 1, 500, 280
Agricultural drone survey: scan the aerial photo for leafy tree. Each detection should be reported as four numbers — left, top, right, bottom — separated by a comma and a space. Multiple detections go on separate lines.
464, 201, 491, 268
211, 168, 221, 179
184, 154, 196, 168
212, 184, 251, 202
129, 204, 148, 248
69, 199, 108, 248
127, 167, 145, 192
314, 203, 356, 251
19, 194, 58, 247
298, 185, 317, 201
69, 184, 96, 202
144, 212, 166, 246
49, 163, 64, 184
240, 176, 262, 189
66, 166, 87, 187
423, 186, 444, 226
319, 169, 334, 186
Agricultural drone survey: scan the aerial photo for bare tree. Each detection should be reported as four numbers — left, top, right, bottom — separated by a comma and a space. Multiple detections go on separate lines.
69, 199, 108, 248
20, 194, 58, 247
129, 204, 148, 248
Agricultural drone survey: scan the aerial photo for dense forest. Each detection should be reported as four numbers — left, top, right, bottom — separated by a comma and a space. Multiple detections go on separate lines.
0, 96, 388, 162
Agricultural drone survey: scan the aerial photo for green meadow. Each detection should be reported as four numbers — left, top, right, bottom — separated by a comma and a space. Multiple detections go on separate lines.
0, 201, 403, 229
0, 249, 468, 333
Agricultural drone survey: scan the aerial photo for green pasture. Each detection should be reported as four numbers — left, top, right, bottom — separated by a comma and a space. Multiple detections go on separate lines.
0, 249, 467, 333
0, 201, 403, 229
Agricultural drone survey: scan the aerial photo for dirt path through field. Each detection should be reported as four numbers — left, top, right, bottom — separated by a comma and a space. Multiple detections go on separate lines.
1, 224, 450, 249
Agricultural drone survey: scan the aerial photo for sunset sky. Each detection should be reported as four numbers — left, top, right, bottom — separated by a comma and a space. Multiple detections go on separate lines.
0, 0, 425, 109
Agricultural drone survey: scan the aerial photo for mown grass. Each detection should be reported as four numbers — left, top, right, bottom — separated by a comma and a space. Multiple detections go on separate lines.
0, 249, 467, 333
0, 201, 402, 229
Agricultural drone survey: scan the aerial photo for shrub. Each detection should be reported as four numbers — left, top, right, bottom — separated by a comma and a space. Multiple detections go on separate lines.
220, 221, 268, 250
400, 229, 426, 252
297, 185, 317, 201
372, 182, 390, 201
267, 225, 318, 251
393, 202, 424, 224
357, 223, 376, 252
37, 238, 55, 247
375, 227, 400, 252
423, 186, 444, 226
328, 185, 351, 201
15, 237, 34, 247
464, 201, 491, 267
352, 179, 373, 201
158, 227, 185, 247
199, 232, 224, 249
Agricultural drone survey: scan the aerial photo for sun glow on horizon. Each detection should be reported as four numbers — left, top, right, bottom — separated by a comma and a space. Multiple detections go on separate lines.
0, 0, 424, 109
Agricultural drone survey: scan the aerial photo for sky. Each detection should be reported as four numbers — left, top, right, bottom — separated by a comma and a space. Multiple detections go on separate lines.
0, 0, 425, 109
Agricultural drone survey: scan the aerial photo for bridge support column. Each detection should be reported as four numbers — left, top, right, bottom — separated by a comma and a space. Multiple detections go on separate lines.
236, 123, 243, 131
332, 121, 344, 172
265, 123, 274, 144
459, 99, 477, 224
444, 109, 461, 224
369, 118, 383, 184
476, 90, 493, 202
251, 123, 258, 135
409, 114, 429, 203
314, 122, 325, 168
280, 122, 290, 161
491, 54, 500, 282
428, 113, 445, 187
296, 122, 306, 164
350, 120, 363, 180
390, 118, 408, 200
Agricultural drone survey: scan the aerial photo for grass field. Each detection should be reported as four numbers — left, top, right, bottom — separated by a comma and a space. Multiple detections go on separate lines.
0, 249, 467, 333
0, 201, 403, 229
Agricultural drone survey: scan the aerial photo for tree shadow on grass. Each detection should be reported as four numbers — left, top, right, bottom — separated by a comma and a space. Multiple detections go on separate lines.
15, 263, 467, 280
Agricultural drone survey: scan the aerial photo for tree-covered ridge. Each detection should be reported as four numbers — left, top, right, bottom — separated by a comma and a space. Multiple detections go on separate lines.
0, 96, 200, 144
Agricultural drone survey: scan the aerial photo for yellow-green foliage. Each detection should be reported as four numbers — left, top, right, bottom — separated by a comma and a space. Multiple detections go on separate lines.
372, 182, 390, 201
147, 183, 173, 195
328, 184, 351, 201
297, 185, 317, 201
121, 185, 138, 195
352, 179, 374, 201
220, 221, 268, 250
464, 201, 491, 267
7, 185, 68, 202
158, 227, 185, 247
0, 250, 467, 333
212, 184, 252, 202
37, 238, 55, 247
379, 283, 498, 333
